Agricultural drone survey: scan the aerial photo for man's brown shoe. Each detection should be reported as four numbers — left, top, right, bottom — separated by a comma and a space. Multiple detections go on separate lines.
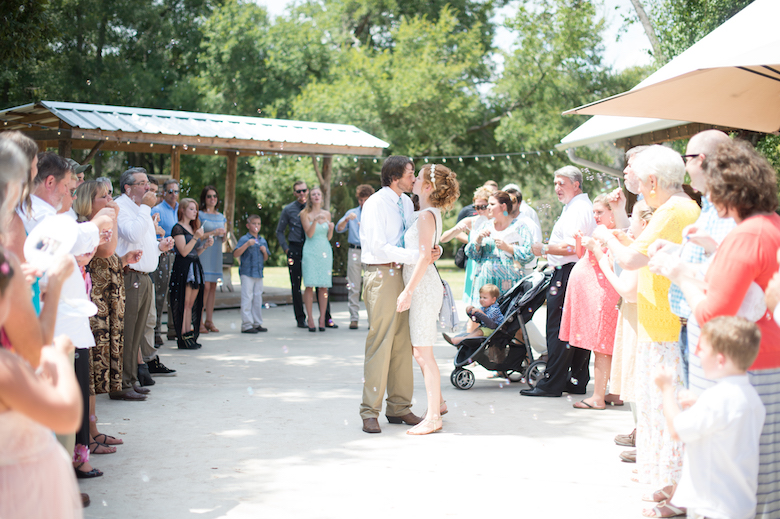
349, 321, 358, 329
362, 418, 381, 433
386, 411, 422, 426
132, 384, 151, 395
109, 390, 147, 401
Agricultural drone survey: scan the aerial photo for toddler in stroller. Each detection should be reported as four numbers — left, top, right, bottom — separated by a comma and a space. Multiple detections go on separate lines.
442, 283, 503, 346
449, 271, 551, 390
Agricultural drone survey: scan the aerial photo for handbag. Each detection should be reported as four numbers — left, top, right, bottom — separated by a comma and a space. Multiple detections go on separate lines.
437, 274, 460, 333
454, 244, 467, 269
432, 215, 460, 332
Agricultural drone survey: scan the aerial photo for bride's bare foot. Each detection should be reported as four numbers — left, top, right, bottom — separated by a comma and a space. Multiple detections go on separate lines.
406, 417, 442, 435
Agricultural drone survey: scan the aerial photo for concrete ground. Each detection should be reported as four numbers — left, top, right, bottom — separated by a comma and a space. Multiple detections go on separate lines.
81, 298, 652, 519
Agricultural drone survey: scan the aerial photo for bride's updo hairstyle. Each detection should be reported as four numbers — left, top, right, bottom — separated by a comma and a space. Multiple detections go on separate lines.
421, 164, 459, 211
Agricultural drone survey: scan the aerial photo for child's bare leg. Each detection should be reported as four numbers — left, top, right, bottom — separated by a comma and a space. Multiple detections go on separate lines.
452, 329, 484, 345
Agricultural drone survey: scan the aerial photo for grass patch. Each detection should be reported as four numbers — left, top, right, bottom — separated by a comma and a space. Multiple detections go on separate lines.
252, 259, 467, 300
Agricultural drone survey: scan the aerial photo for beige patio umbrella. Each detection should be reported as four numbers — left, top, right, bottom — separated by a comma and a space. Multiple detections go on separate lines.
564, 0, 780, 134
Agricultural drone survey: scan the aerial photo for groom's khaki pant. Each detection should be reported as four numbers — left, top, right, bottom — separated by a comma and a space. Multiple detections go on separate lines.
359, 264, 414, 420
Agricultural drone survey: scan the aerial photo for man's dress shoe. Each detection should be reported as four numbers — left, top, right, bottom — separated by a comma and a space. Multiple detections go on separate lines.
386, 411, 422, 425
520, 387, 561, 397
362, 418, 381, 433
132, 384, 151, 395
109, 390, 147, 401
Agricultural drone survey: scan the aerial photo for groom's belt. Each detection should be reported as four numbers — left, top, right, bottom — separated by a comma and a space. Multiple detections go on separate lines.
365, 262, 402, 269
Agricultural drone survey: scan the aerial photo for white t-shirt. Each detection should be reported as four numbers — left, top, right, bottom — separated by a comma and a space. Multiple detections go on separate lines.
547, 193, 595, 267
673, 375, 766, 519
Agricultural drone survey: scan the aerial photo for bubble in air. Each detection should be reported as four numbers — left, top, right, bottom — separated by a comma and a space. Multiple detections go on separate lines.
555, 281, 561, 287
247, 387, 254, 395
389, 269, 394, 276
570, 378, 578, 385
230, 322, 236, 330
257, 203, 263, 209
133, 282, 139, 289
489, 405, 495, 414
141, 474, 149, 483
86, 79, 91, 85
344, 420, 348, 426
335, 242, 340, 248
216, 278, 223, 288
288, 258, 295, 266
282, 345, 288, 354
549, 287, 557, 295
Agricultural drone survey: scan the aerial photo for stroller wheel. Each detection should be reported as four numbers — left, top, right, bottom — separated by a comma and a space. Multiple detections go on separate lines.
450, 368, 475, 390
525, 360, 547, 389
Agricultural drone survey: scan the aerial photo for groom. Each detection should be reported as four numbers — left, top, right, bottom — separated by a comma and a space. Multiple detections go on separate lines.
359, 156, 440, 433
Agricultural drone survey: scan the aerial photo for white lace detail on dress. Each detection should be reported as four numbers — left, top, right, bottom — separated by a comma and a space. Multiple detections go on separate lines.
402, 208, 443, 346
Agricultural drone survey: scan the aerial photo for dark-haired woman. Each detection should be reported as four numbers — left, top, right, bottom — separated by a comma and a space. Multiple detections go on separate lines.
464, 190, 534, 302
198, 186, 227, 333
170, 198, 213, 349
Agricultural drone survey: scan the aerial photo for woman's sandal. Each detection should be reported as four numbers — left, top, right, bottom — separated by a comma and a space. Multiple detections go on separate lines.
406, 418, 442, 436
205, 321, 219, 332
89, 440, 116, 455
642, 485, 674, 503
642, 502, 686, 518
199, 324, 209, 334
93, 433, 123, 446
75, 462, 103, 479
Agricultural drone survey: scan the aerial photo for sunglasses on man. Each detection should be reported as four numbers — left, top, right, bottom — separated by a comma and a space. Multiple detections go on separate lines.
295, 189, 308, 194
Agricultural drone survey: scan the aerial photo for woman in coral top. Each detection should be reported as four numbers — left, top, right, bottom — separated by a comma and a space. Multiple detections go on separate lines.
594, 145, 700, 513
653, 139, 780, 519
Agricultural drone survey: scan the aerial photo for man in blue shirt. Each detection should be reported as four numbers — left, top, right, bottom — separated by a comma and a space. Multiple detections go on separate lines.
336, 184, 374, 329
150, 179, 179, 345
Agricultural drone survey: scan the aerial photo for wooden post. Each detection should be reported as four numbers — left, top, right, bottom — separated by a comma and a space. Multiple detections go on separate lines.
321, 156, 332, 211
58, 122, 72, 158
225, 153, 237, 239
171, 147, 180, 181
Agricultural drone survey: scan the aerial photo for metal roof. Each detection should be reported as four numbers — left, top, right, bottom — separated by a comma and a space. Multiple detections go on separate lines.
0, 101, 389, 154
556, 115, 690, 150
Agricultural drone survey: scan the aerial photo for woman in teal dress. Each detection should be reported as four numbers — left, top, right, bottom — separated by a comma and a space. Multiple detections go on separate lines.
299, 186, 334, 332
198, 186, 227, 333
464, 190, 534, 312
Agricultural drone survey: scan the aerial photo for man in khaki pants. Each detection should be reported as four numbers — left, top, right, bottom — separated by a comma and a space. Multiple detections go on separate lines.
358, 156, 440, 433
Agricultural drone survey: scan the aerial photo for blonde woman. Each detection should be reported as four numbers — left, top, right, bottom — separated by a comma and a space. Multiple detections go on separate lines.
299, 186, 334, 332
396, 164, 460, 435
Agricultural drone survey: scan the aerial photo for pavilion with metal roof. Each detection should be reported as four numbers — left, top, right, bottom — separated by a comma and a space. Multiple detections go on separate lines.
0, 101, 389, 230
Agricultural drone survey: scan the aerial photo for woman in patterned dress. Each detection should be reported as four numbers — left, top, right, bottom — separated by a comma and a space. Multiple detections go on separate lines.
464, 190, 534, 305
75, 181, 141, 455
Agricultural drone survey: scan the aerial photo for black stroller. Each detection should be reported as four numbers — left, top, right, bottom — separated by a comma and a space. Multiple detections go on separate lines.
449, 270, 551, 390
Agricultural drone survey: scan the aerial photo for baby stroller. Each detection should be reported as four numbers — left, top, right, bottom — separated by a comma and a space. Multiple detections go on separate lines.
450, 270, 551, 390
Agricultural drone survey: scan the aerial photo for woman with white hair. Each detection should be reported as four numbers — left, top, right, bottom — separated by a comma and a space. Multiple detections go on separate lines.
593, 145, 700, 517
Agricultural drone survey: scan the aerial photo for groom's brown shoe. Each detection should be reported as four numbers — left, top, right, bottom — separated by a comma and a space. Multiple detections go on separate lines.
386, 411, 422, 426
362, 418, 381, 433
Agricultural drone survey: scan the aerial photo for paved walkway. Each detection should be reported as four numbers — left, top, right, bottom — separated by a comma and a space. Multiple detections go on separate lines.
82, 299, 651, 519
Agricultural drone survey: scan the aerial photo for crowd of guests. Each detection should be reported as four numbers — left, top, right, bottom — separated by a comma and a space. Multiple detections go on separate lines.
0, 131, 231, 514
447, 131, 776, 519
2, 128, 779, 519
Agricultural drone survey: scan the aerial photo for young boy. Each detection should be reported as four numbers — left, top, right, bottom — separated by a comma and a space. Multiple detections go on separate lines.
443, 284, 503, 346
233, 215, 269, 334
654, 316, 766, 519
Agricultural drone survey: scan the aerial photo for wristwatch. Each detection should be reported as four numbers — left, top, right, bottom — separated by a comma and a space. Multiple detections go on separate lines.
542, 244, 549, 256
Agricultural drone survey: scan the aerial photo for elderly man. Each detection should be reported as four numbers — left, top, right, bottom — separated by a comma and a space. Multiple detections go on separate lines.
151, 179, 180, 344
521, 166, 596, 397
113, 168, 174, 401
336, 184, 375, 329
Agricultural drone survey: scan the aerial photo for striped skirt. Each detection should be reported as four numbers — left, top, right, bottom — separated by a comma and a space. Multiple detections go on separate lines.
749, 368, 780, 519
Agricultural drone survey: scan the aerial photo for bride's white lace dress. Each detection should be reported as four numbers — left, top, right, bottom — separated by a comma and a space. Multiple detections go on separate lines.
402, 207, 443, 346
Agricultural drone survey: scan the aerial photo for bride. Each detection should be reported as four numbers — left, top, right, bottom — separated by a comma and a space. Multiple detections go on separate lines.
396, 164, 459, 435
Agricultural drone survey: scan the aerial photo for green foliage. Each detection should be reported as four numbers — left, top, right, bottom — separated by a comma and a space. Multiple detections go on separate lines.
648, 0, 755, 60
